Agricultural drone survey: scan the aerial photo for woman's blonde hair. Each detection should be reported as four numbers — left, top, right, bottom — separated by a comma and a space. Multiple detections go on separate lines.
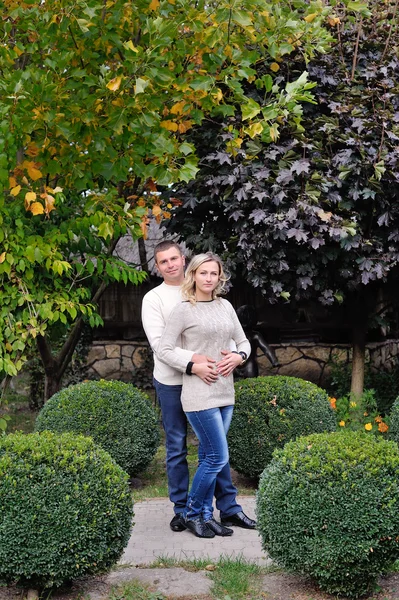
181, 252, 229, 304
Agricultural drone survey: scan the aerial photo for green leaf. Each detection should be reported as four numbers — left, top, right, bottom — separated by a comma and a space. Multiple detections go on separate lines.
232, 10, 253, 27
242, 98, 261, 121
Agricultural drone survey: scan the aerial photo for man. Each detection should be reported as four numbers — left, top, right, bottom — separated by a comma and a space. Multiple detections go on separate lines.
141, 240, 256, 532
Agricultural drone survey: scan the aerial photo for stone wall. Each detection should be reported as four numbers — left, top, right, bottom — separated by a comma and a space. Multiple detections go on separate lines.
86, 339, 399, 387
86, 341, 150, 382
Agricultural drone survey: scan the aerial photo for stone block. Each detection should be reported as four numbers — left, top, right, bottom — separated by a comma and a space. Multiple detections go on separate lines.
86, 346, 106, 365
121, 344, 134, 358
93, 358, 120, 378
105, 344, 121, 359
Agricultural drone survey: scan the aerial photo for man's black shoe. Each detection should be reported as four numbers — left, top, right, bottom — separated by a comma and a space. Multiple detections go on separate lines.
184, 517, 215, 538
221, 511, 256, 529
170, 514, 186, 532
205, 518, 233, 536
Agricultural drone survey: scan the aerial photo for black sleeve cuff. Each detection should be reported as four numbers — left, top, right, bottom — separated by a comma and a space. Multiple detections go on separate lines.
186, 361, 194, 375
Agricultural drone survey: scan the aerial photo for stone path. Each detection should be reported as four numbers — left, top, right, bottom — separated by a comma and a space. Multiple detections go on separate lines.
120, 495, 270, 567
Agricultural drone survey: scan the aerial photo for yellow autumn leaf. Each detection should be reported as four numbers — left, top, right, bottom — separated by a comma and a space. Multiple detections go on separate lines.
212, 88, 223, 103
170, 101, 186, 115
106, 76, 122, 91
53, 186, 63, 193
246, 122, 264, 138
152, 205, 162, 216
328, 16, 341, 26
270, 62, 280, 72
123, 40, 139, 52
160, 120, 179, 132
9, 176, 17, 188
269, 124, 279, 142
140, 216, 149, 239
304, 13, 318, 22
25, 191, 37, 202
0, 252, 6, 264
178, 121, 193, 133
29, 202, 45, 215
149, 0, 160, 10
44, 194, 56, 214
10, 185, 21, 196
27, 164, 43, 181
26, 143, 40, 157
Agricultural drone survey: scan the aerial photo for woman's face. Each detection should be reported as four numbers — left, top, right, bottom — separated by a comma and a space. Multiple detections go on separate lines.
193, 260, 220, 298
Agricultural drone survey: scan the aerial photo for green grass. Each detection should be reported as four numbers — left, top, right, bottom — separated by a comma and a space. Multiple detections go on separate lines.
209, 556, 266, 600
109, 556, 273, 600
0, 392, 36, 434
108, 580, 167, 600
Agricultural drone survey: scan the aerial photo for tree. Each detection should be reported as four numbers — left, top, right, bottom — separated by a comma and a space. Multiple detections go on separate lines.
165, 0, 399, 397
0, 0, 332, 402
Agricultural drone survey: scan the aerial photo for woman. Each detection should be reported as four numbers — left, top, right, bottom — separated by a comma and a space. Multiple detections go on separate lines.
158, 252, 251, 538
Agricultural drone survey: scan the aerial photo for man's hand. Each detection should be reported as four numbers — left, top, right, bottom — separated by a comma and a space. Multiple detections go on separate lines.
192, 353, 216, 365
191, 362, 219, 385
216, 349, 243, 378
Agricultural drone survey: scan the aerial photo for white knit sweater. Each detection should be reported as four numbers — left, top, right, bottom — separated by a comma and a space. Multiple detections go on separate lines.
141, 282, 194, 385
158, 298, 251, 412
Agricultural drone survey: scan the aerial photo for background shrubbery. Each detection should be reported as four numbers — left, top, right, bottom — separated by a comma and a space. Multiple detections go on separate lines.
0, 431, 133, 589
228, 376, 336, 478
35, 380, 160, 477
327, 357, 399, 415
257, 430, 399, 598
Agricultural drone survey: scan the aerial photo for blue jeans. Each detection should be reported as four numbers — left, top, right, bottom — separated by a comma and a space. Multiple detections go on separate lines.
153, 379, 242, 519
185, 405, 233, 521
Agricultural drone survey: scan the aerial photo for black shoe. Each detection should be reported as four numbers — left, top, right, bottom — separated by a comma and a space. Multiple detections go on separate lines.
205, 518, 233, 536
170, 514, 186, 532
221, 511, 257, 530
184, 517, 215, 538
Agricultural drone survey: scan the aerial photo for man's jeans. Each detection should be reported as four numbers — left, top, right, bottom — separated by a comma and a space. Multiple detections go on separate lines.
153, 379, 242, 519
185, 405, 233, 521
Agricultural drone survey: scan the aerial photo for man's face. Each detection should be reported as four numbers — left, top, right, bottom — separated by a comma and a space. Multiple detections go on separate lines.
155, 247, 185, 285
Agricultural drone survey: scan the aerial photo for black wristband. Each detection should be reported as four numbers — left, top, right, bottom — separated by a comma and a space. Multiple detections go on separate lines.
186, 361, 194, 375
232, 351, 247, 363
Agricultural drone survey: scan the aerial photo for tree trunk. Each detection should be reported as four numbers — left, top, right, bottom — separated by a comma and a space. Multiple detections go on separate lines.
36, 239, 121, 403
350, 317, 367, 398
138, 237, 148, 272
43, 371, 63, 401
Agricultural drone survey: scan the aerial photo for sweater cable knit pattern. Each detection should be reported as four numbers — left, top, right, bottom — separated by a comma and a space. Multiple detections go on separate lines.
158, 298, 251, 412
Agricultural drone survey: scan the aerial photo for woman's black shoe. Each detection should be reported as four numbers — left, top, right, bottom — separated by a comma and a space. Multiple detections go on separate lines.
205, 518, 233, 536
184, 517, 215, 538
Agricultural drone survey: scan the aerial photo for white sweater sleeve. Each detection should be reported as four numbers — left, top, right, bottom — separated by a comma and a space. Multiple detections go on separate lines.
158, 305, 190, 373
141, 291, 193, 363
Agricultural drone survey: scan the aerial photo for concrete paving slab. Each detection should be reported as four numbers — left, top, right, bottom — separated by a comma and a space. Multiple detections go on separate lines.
121, 495, 271, 567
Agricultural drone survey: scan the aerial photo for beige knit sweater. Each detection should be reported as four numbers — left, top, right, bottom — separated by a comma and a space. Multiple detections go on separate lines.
158, 298, 251, 412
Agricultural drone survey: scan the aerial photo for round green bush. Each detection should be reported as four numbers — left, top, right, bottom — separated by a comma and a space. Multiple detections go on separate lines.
0, 431, 133, 589
228, 376, 336, 478
257, 431, 399, 598
35, 380, 160, 477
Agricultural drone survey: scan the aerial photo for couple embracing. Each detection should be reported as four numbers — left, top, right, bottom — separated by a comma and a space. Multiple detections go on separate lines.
142, 241, 256, 539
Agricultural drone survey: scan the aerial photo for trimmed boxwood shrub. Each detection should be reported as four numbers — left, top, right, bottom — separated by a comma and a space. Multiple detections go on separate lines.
0, 431, 133, 589
257, 431, 399, 598
228, 376, 336, 478
35, 380, 160, 477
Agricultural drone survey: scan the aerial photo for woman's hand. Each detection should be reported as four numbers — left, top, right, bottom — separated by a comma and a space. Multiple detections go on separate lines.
216, 350, 243, 377
191, 362, 219, 385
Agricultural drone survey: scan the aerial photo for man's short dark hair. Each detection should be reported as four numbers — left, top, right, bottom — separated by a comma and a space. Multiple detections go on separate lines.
154, 240, 183, 263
